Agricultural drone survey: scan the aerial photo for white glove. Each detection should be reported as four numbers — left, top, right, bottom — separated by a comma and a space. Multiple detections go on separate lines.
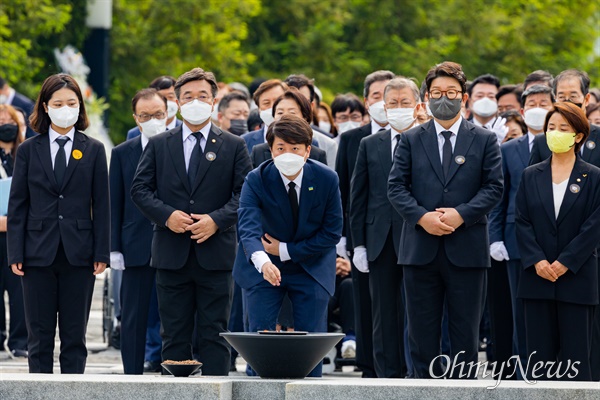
336, 237, 350, 261
110, 251, 126, 270
490, 241, 510, 262
352, 246, 369, 273
491, 117, 508, 144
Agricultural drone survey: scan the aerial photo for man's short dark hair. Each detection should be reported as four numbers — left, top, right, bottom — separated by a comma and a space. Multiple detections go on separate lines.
524, 70, 554, 90
330, 93, 366, 118
149, 76, 176, 91
364, 70, 395, 98
174, 67, 218, 99
247, 109, 262, 131
0, 76, 6, 89
218, 92, 250, 113
252, 79, 288, 106
266, 114, 313, 148
284, 74, 315, 102
496, 84, 523, 102
521, 84, 555, 108
425, 61, 467, 95
467, 74, 500, 97
132, 88, 167, 113
272, 88, 313, 124
419, 81, 428, 102
553, 69, 591, 96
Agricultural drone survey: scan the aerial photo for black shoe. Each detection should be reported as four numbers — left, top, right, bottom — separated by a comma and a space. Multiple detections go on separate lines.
9, 349, 28, 359
143, 360, 162, 373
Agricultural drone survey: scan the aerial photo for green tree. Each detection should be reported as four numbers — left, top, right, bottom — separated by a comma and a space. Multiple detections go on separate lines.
109, 0, 260, 143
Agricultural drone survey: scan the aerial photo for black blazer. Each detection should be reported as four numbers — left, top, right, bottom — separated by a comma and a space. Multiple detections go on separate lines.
131, 124, 252, 271
350, 129, 403, 261
250, 142, 328, 169
515, 157, 600, 305
335, 124, 372, 249
388, 119, 503, 268
530, 124, 600, 167
109, 136, 152, 267
7, 131, 110, 266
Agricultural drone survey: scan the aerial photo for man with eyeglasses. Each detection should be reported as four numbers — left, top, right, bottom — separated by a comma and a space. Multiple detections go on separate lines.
388, 61, 503, 379
528, 69, 600, 381
127, 76, 183, 140
335, 70, 395, 378
132, 68, 252, 375
110, 88, 168, 374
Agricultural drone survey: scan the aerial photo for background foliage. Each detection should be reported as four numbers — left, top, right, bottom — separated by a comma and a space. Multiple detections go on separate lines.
1, 0, 599, 143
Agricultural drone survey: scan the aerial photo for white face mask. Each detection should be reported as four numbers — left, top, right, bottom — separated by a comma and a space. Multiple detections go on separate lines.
338, 120, 361, 134
139, 118, 167, 138
318, 121, 331, 133
524, 107, 549, 131
166, 101, 178, 119
472, 97, 498, 117
260, 108, 274, 128
368, 100, 388, 124
48, 105, 79, 129
273, 152, 306, 176
386, 107, 416, 131
0, 94, 7, 104
180, 99, 212, 125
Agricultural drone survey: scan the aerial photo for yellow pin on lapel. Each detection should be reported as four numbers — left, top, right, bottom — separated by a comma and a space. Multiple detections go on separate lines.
72, 149, 83, 160
308, 187, 314, 191
211, 139, 216, 143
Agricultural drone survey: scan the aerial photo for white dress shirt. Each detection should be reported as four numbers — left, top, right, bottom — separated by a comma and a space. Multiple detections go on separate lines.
49, 127, 75, 168
141, 133, 149, 150
371, 120, 390, 135
166, 117, 178, 131
553, 179, 568, 219
527, 132, 536, 153
182, 121, 211, 172
250, 168, 304, 273
433, 117, 463, 162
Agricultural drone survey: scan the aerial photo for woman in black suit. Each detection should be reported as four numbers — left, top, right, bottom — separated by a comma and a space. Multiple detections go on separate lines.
516, 102, 600, 381
7, 74, 109, 374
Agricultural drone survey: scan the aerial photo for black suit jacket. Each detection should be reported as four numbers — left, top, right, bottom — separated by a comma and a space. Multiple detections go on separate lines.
530, 124, 600, 167
109, 136, 153, 267
388, 119, 503, 268
350, 129, 403, 260
131, 124, 252, 270
250, 142, 328, 168
335, 124, 372, 249
7, 131, 110, 266
516, 157, 600, 305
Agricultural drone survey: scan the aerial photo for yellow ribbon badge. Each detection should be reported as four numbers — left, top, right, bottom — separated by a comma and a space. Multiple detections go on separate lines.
72, 149, 83, 160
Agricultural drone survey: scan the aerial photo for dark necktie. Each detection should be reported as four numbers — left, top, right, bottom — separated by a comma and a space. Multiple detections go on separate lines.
441, 131, 453, 179
288, 182, 299, 233
54, 137, 69, 187
187, 132, 202, 187
393, 135, 401, 155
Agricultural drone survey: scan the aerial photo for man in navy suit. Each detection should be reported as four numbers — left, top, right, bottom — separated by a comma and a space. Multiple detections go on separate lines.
0, 76, 36, 138
388, 61, 503, 379
131, 68, 252, 375
489, 84, 554, 372
126, 76, 182, 140
241, 79, 288, 153
110, 88, 168, 374
233, 115, 342, 377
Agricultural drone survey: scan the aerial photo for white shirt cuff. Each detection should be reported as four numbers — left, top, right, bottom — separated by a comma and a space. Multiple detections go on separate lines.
251, 251, 271, 273
279, 242, 291, 262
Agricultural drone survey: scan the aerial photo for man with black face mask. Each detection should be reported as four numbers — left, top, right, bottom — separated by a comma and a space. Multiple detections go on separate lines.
217, 92, 250, 136
388, 61, 503, 379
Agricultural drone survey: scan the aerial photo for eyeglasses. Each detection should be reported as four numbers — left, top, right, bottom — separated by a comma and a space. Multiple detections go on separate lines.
180, 95, 213, 103
136, 112, 166, 122
556, 95, 583, 103
429, 90, 463, 100
335, 114, 363, 123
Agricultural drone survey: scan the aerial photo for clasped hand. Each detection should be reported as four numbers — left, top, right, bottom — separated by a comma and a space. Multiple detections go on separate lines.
418, 208, 463, 236
534, 259, 568, 282
166, 211, 218, 243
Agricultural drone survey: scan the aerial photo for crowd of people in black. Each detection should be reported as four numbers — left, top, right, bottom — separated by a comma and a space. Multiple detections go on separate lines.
0, 61, 599, 381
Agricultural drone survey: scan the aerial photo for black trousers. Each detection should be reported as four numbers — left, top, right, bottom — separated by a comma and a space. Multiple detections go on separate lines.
119, 265, 156, 374
404, 244, 486, 379
524, 299, 594, 381
329, 274, 354, 334
487, 258, 514, 379
155, 248, 232, 376
351, 258, 376, 377
21, 243, 95, 373
369, 232, 406, 378
0, 233, 27, 351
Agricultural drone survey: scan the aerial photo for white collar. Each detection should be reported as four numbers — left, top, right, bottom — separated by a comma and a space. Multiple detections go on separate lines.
279, 167, 304, 190
182, 121, 212, 142
371, 120, 390, 135
49, 126, 75, 143
434, 117, 463, 136
166, 118, 177, 130
141, 133, 149, 150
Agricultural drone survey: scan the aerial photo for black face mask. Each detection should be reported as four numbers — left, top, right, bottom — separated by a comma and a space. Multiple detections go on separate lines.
0, 124, 18, 143
565, 100, 583, 109
228, 119, 249, 136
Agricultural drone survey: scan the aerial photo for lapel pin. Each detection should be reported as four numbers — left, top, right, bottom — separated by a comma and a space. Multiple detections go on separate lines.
72, 149, 83, 160
586, 141, 596, 149
570, 184, 580, 194
205, 152, 216, 161
308, 187, 314, 191
583, 174, 588, 177
211, 138, 216, 143
455, 155, 465, 165
577, 178, 581, 182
